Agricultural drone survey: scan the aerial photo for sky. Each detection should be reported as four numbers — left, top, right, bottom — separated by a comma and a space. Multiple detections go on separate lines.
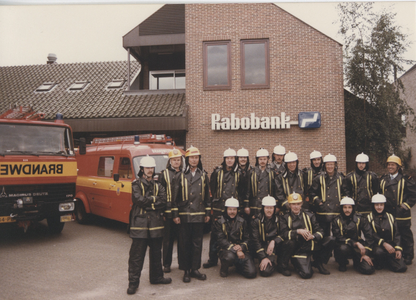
0, 1, 415, 74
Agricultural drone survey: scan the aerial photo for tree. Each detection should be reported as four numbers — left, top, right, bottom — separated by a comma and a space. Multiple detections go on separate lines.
337, 2, 414, 165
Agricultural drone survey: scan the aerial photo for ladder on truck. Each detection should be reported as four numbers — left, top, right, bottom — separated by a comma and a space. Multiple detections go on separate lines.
0, 105, 45, 120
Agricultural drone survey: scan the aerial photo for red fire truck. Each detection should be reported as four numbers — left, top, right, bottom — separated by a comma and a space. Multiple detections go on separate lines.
0, 106, 77, 233
75, 134, 183, 224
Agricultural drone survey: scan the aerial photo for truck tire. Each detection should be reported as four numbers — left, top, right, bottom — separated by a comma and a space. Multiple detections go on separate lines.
47, 216, 65, 234
76, 200, 89, 224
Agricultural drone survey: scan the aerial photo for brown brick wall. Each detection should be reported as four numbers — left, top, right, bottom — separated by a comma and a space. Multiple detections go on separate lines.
185, 3, 345, 175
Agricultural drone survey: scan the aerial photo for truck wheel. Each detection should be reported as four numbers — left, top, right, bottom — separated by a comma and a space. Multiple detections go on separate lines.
47, 216, 65, 234
76, 200, 89, 224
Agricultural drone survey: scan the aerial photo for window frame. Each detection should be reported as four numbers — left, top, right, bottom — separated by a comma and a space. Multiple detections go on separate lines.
203, 41, 231, 91
240, 39, 270, 89
97, 156, 115, 177
149, 70, 185, 90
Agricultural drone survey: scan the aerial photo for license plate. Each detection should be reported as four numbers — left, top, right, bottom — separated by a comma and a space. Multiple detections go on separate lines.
0, 216, 16, 223
60, 215, 72, 222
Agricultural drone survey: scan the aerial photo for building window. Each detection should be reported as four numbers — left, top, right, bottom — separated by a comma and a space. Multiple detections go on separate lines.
203, 41, 231, 90
149, 70, 185, 90
241, 39, 269, 89
97, 156, 114, 177
69, 81, 88, 91
36, 82, 55, 92
107, 79, 125, 89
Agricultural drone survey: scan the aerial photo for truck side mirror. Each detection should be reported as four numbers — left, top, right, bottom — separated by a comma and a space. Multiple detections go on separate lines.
79, 138, 86, 155
113, 173, 119, 182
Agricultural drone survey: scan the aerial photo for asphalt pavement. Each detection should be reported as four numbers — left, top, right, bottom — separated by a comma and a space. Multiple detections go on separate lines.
1, 209, 416, 300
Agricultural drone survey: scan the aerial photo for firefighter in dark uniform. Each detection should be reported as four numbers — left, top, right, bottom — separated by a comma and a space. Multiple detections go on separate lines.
343, 153, 379, 216
367, 193, 407, 272
270, 144, 286, 175
213, 197, 256, 278
309, 153, 344, 274
159, 148, 183, 273
275, 151, 305, 214
250, 195, 284, 277
302, 150, 323, 211
246, 148, 277, 218
237, 148, 253, 221
204, 148, 243, 269
379, 154, 416, 265
331, 197, 375, 274
172, 146, 211, 283
127, 155, 171, 295
279, 193, 326, 279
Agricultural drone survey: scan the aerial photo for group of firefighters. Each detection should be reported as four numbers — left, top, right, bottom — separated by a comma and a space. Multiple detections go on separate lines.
126, 145, 415, 295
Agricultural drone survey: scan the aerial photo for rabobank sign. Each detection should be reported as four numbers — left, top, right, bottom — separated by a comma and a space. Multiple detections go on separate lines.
211, 112, 321, 130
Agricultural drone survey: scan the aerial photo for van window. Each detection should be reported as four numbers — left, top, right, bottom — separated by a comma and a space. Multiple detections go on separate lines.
118, 157, 132, 179
97, 156, 114, 177
133, 155, 169, 176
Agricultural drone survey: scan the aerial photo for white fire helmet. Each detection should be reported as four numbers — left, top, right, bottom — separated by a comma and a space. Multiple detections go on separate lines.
323, 153, 337, 163
340, 197, 355, 206
273, 144, 286, 155
256, 148, 269, 157
224, 148, 237, 157
140, 155, 156, 168
372, 193, 386, 204
225, 197, 240, 208
285, 151, 298, 163
310, 150, 322, 160
356, 152, 369, 163
262, 195, 276, 206
237, 148, 249, 157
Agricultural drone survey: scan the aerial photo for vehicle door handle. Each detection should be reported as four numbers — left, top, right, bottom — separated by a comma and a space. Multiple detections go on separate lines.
92, 182, 97, 185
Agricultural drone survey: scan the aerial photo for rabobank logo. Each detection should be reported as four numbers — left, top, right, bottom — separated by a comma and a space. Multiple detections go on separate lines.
298, 112, 321, 128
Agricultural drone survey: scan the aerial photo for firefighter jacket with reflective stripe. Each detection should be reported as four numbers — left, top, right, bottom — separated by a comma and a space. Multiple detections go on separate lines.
332, 213, 374, 254
367, 212, 402, 251
280, 209, 324, 250
379, 172, 416, 226
247, 166, 276, 216
302, 167, 322, 200
343, 171, 379, 214
214, 215, 249, 253
210, 166, 243, 219
130, 177, 166, 239
159, 166, 182, 218
251, 214, 283, 261
310, 171, 346, 222
275, 169, 305, 210
237, 164, 253, 210
172, 168, 211, 223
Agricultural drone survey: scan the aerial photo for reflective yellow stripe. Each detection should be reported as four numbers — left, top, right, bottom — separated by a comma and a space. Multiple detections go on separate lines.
337, 177, 342, 201
316, 212, 340, 215
292, 255, 307, 258
378, 239, 384, 246
165, 170, 171, 203
317, 232, 323, 239
257, 248, 265, 253
321, 176, 326, 202
352, 173, 357, 200
261, 222, 265, 242
252, 172, 257, 198
308, 169, 313, 186
130, 226, 164, 230
302, 212, 310, 232
396, 217, 411, 221
367, 173, 373, 199
387, 213, 394, 241
345, 238, 351, 245
403, 203, 411, 210
179, 212, 205, 216
395, 246, 403, 251
338, 219, 343, 236
201, 173, 205, 201
217, 170, 223, 199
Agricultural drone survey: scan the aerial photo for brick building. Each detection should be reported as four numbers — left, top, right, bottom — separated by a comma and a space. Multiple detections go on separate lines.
402, 64, 416, 168
124, 3, 345, 172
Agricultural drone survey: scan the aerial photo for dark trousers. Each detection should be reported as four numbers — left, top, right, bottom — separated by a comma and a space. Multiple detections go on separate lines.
334, 244, 375, 275
219, 250, 257, 278
178, 222, 204, 271
280, 240, 313, 279
373, 245, 407, 273
258, 253, 276, 277
398, 224, 414, 261
128, 238, 163, 286
162, 218, 177, 267
207, 223, 219, 264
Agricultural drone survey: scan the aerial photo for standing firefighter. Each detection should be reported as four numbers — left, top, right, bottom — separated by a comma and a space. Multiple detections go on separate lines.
379, 154, 416, 265
343, 153, 379, 216
275, 151, 305, 213
302, 150, 323, 211
250, 195, 284, 277
270, 144, 286, 175
214, 197, 256, 278
159, 148, 183, 273
367, 194, 407, 272
237, 147, 253, 220
127, 155, 171, 295
246, 148, 276, 218
204, 148, 242, 269
331, 197, 375, 274
172, 146, 211, 282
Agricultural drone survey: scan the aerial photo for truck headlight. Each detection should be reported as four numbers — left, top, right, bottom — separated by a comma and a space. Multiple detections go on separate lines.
22, 196, 33, 204
59, 202, 75, 212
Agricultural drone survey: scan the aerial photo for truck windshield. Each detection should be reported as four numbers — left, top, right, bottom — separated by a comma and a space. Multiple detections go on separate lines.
133, 155, 170, 176
0, 123, 74, 155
